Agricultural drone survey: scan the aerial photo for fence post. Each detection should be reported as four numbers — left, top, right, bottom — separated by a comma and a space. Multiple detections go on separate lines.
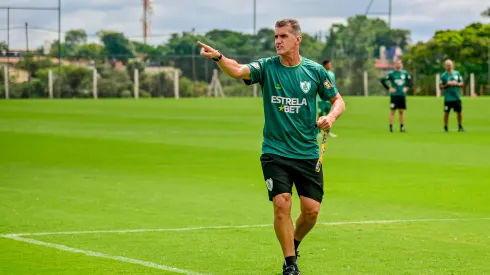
4, 65, 9, 99
436, 73, 441, 97
253, 84, 257, 97
48, 70, 53, 99
363, 70, 368, 97
470, 73, 475, 97
134, 69, 139, 99
93, 68, 98, 99
174, 69, 180, 99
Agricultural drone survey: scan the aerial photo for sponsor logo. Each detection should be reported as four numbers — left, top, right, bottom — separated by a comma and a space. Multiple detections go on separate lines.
271, 96, 307, 114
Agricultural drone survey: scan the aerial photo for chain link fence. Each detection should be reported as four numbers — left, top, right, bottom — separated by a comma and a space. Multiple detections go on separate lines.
1, 53, 489, 99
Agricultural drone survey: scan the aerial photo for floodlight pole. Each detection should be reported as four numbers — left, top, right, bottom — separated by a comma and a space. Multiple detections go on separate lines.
58, 0, 61, 96
253, 0, 256, 35
488, 38, 490, 93
365, 0, 392, 29
6, 8, 9, 86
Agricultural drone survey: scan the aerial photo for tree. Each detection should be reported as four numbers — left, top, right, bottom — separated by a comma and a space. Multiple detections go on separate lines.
403, 22, 490, 95
48, 40, 72, 58
482, 6, 490, 18
74, 43, 105, 60
97, 30, 136, 64
126, 60, 146, 82
65, 29, 88, 50
15, 53, 53, 78
0, 41, 7, 53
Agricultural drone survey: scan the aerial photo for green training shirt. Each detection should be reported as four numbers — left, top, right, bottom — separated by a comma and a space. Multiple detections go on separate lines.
440, 71, 463, 102
245, 56, 338, 159
382, 70, 411, 96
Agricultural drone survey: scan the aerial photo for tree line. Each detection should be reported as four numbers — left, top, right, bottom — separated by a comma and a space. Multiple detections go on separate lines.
1, 11, 489, 98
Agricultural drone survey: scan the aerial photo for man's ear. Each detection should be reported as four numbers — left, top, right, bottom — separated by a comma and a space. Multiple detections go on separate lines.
297, 36, 302, 44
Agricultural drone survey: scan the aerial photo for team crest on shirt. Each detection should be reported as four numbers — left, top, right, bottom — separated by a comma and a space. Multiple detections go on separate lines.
324, 78, 333, 88
300, 81, 311, 93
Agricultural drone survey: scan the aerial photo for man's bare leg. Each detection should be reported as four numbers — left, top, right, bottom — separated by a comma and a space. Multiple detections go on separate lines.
444, 111, 449, 132
293, 196, 321, 253
457, 112, 464, 131
273, 194, 296, 263
399, 109, 405, 132
389, 109, 396, 132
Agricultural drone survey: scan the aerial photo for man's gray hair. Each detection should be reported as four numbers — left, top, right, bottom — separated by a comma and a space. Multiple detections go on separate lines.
275, 19, 301, 36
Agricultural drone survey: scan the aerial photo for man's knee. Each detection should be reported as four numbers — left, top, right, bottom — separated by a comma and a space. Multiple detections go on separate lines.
304, 207, 320, 222
301, 200, 321, 222
273, 193, 292, 218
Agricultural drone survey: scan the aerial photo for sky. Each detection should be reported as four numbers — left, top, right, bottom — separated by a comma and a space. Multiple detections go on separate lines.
1, 0, 489, 50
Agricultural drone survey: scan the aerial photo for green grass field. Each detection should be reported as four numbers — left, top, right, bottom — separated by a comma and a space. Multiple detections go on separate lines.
1, 97, 489, 275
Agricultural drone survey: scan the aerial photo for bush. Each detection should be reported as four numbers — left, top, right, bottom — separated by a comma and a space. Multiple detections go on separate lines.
140, 90, 151, 98
96, 67, 131, 98
141, 72, 174, 97
121, 90, 132, 98
179, 76, 208, 98
8, 79, 47, 98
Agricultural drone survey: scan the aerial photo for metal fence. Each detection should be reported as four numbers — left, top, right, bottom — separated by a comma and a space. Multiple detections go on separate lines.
1, 54, 489, 99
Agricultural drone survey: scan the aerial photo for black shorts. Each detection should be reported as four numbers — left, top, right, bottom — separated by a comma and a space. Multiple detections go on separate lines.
260, 153, 324, 203
390, 96, 406, 110
444, 100, 462, 113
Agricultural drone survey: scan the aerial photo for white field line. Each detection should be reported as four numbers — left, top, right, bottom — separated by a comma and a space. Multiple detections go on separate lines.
2, 235, 211, 275
2, 217, 489, 238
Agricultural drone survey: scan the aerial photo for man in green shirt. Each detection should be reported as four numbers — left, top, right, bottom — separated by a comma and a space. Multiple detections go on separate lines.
197, 18, 345, 275
380, 59, 412, 132
439, 59, 464, 132
317, 60, 337, 137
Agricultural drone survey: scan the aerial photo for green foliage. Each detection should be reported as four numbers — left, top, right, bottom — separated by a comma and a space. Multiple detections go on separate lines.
96, 66, 132, 97
0, 41, 7, 52
15, 53, 54, 78
140, 90, 151, 98
120, 90, 133, 98
141, 72, 174, 98
7, 14, 490, 99
404, 22, 490, 95
9, 79, 46, 98
178, 76, 207, 97
482, 6, 490, 18
219, 73, 255, 97
37, 65, 92, 98
97, 30, 136, 64
126, 61, 146, 82
65, 29, 88, 49
74, 43, 105, 59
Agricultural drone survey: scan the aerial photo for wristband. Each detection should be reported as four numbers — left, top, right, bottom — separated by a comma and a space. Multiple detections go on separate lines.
212, 52, 222, 62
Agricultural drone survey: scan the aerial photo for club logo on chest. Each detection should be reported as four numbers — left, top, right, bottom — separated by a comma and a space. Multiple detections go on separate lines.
300, 81, 311, 94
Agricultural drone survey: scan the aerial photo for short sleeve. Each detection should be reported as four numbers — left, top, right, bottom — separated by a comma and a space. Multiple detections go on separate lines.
457, 73, 463, 83
318, 67, 339, 101
382, 73, 391, 81
439, 74, 446, 85
243, 58, 267, 86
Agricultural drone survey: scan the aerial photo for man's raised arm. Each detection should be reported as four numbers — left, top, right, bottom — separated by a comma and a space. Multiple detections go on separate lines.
197, 41, 251, 80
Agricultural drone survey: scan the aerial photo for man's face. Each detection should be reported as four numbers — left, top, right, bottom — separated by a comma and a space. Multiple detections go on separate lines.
275, 25, 300, 55
395, 60, 403, 70
324, 62, 333, 70
445, 61, 453, 71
